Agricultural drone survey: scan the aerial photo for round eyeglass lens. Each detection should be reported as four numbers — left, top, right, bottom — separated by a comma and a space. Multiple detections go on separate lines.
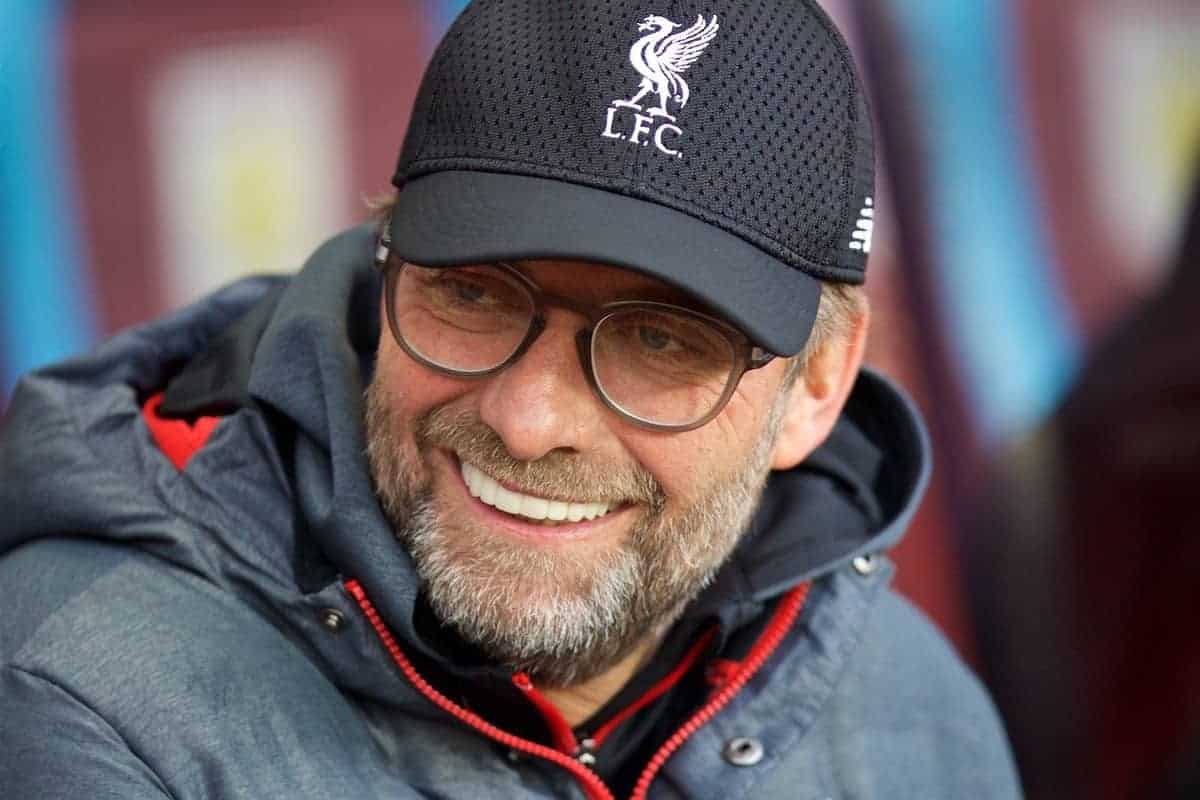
591, 307, 737, 427
391, 264, 534, 373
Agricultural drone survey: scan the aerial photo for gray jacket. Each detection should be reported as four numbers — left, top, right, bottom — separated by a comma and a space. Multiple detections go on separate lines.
0, 227, 1021, 799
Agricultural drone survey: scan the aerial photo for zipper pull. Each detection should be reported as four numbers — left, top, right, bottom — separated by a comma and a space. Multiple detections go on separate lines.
575, 737, 597, 767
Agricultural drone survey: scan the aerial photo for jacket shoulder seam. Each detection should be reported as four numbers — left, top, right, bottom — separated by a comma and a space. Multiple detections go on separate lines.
4, 663, 180, 800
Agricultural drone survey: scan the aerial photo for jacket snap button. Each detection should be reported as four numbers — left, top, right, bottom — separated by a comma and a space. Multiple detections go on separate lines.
319, 608, 348, 633
852, 554, 877, 576
722, 737, 764, 767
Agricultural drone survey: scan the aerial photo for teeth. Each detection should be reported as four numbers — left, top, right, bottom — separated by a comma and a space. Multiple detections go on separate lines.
493, 485, 522, 515
460, 461, 612, 523
520, 495, 550, 519
480, 473, 497, 505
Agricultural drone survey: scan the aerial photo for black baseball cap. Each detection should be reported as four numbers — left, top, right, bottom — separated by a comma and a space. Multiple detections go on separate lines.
389, 0, 875, 356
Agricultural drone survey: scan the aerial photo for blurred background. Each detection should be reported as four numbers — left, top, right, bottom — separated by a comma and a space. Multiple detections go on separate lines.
1, 0, 1198, 796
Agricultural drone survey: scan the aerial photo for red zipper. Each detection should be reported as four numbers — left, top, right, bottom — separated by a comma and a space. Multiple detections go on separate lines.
346, 579, 808, 800
511, 624, 719, 760
512, 672, 579, 755
590, 626, 719, 749
345, 580, 614, 800
627, 584, 809, 800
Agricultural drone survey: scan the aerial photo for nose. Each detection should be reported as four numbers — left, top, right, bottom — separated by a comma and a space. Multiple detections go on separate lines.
476, 315, 606, 462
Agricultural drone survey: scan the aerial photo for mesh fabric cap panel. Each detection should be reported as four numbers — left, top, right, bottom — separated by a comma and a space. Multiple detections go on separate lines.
395, 0, 872, 283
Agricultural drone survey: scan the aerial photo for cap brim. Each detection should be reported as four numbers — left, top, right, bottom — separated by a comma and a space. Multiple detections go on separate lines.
389, 171, 819, 355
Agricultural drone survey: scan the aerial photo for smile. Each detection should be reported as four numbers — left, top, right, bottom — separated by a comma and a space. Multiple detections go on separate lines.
459, 461, 614, 524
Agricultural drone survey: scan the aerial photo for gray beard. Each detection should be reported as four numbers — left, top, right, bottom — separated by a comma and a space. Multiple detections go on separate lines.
364, 376, 786, 687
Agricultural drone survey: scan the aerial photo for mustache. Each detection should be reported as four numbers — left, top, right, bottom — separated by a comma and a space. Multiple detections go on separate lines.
414, 406, 664, 508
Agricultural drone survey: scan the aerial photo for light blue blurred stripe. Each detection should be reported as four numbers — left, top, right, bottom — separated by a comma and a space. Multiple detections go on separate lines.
888, 0, 1080, 441
0, 0, 96, 400
435, 0, 471, 31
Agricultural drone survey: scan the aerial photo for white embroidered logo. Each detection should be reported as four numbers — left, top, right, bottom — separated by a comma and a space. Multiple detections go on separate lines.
849, 198, 875, 254
601, 14, 720, 159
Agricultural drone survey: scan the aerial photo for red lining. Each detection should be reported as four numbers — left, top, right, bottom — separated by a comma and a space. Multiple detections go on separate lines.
347, 578, 809, 800
591, 626, 719, 748
347, 581, 615, 800
513, 672, 579, 755
142, 393, 221, 470
704, 658, 742, 694
513, 624, 721, 759
628, 584, 810, 800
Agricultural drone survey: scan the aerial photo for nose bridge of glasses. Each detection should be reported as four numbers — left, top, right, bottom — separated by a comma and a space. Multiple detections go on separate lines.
505, 301, 590, 382
518, 289, 605, 364
531, 288, 607, 328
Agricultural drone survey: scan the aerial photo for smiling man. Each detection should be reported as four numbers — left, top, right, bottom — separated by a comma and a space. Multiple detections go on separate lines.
364, 256, 858, 717
0, 1, 1020, 798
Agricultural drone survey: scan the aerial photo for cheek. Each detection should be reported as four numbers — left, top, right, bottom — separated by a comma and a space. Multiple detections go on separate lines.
622, 428, 749, 506
376, 331, 474, 418
711, 371, 779, 447
623, 371, 781, 501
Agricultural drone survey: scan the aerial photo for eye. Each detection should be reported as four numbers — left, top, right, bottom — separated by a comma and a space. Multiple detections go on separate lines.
638, 325, 680, 352
421, 269, 509, 310
450, 277, 485, 303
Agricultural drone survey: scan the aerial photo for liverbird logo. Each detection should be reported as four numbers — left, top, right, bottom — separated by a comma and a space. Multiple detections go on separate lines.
614, 14, 720, 121
601, 14, 720, 159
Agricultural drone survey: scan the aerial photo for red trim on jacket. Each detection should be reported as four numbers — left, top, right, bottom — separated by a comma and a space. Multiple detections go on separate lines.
346, 578, 809, 800
704, 657, 743, 695
346, 580, 615, 800
511, 622, 719, 760
512, 672, 579, 755
628, 585, 808, 799
142, 393, 221, 470
590, 626, 718, 749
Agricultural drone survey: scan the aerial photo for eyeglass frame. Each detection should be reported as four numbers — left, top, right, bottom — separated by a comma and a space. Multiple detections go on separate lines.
374, 236, 778, 433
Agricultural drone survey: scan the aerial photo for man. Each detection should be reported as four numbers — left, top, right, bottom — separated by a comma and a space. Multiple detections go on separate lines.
0, 1, 1020, 798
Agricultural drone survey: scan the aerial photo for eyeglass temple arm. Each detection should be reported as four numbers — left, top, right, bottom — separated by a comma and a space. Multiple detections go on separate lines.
748, 348, 777, 370
374, 226, 393, 270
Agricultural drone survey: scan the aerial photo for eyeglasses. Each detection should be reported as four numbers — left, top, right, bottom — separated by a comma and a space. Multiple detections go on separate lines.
376, 248, 777, 432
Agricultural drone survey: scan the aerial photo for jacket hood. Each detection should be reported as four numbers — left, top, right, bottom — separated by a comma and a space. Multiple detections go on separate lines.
0, 226, 930, 691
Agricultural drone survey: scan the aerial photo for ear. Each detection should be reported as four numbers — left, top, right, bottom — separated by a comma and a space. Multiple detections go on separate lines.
769, 304, 870, 470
